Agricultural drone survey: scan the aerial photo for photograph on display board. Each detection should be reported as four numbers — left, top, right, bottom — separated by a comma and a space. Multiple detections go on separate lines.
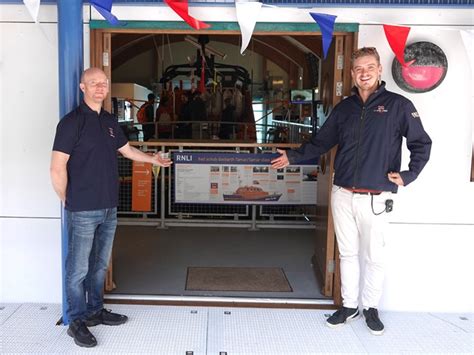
302, 167, 319, 182
223, 185, 283, 202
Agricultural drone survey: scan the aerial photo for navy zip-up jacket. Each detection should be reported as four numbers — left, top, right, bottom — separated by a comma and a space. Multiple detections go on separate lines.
286, 82, 432, 192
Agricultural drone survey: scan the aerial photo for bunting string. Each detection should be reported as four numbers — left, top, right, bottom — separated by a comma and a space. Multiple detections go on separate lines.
23, 1, 471, 69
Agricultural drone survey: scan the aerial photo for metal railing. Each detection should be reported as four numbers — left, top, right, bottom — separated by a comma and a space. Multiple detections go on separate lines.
120, 120, 313, 144
118, 142, 317, 230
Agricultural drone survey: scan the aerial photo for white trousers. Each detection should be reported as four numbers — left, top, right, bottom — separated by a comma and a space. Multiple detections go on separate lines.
331, 185, 392, 309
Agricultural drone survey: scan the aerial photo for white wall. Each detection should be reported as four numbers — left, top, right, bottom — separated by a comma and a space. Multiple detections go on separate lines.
0, 6, 61, 302
0, 219, 62, 302
0, 22, 59, 218
383, 224, 474, 313
356, 24, 474, 312
0, 4, 90, 303
1, 4, 473, 312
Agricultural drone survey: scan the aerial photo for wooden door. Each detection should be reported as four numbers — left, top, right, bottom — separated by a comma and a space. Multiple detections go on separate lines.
312, 34, 356, 303
91, 30, 115, 291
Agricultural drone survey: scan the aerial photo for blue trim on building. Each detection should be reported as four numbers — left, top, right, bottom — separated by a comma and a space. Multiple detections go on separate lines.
57, 0, 84, 326
0, 0, 472, 6
109, 0, 474, 5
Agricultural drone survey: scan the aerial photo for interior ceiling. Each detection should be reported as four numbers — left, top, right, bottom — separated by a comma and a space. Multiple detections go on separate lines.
111, 33, 323, 75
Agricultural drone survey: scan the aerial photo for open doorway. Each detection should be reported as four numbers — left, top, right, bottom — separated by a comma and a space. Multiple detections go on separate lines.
111, 226, 325, 300
90, 23, 357, 306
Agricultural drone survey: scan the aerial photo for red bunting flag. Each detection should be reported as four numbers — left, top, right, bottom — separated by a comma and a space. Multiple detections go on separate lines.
164, 0, 211, 30
383, 24, 412, 67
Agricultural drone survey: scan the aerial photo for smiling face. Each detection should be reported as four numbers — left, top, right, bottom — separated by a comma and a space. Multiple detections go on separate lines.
351, 49, 382, 101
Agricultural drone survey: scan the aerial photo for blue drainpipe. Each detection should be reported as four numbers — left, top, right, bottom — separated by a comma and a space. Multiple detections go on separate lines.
57, 0, 84, 325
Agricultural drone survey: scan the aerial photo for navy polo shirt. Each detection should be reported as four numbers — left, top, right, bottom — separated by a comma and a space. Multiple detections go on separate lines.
52, 102, 128, 212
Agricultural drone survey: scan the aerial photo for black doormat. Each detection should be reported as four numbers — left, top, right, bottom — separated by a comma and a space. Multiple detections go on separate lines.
185, 267, 293, 292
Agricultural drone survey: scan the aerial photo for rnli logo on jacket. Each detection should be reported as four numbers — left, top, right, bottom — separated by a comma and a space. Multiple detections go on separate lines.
108, 127, 115, 138
374, 106, 388, 113
411, 111, 420, 118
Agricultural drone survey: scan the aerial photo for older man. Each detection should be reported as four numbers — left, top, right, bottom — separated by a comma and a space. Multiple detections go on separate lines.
272, 47, 431, 335
50, 67, 172, 347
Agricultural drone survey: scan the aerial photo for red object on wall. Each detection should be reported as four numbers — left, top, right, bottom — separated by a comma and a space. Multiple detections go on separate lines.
392, 41, 448, 93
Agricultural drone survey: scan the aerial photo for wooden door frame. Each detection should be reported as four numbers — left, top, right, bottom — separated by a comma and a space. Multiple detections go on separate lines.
311, 33, 357, 305
90, 22, 358, 302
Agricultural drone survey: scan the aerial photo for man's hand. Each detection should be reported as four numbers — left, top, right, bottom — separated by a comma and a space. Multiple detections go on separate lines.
119, 143, 172, 167
388, 172, 404, 186
271, 149, 290, 169
151, 152, 172, 167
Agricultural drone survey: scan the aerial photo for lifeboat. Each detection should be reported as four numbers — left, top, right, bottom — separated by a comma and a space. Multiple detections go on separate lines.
223, 185, 282, 202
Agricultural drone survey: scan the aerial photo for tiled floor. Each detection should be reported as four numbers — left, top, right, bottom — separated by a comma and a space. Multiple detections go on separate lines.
1, 303, 473, 354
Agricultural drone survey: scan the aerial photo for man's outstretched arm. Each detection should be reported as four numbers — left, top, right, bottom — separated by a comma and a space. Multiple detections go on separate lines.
118, 143, 172, 167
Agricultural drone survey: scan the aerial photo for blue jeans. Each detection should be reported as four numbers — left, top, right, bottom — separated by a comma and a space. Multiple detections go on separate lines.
65, 208, 117, 322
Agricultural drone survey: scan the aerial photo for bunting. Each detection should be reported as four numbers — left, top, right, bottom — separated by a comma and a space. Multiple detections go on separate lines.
460, 30, 474, 80
309, 13, 337, 60
91, 0, 121, 26
20, 0, 470, 75
23, 0, 40, 23
235, 1, 263, 54
383, 25, 412, 67
164, 0, 211, 30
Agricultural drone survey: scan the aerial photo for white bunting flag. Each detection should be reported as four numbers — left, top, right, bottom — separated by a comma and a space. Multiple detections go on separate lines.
23, 0, 41, 23
235, 0, 262, 54
460, 30, 474, 81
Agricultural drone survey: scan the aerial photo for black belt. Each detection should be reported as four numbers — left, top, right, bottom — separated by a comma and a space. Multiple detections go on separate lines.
343, 187, 382, 195
353, 191, 382, 195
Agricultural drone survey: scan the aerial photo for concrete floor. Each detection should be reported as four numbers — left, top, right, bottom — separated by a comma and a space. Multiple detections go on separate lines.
1, 303, 473, 354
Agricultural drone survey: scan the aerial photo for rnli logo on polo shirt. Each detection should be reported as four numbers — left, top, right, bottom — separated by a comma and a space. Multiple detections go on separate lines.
374, 105, 388, 113
108, 127, 115, 138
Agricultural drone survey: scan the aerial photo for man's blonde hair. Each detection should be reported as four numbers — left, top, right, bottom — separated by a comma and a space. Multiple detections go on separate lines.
351, 47, 380, 67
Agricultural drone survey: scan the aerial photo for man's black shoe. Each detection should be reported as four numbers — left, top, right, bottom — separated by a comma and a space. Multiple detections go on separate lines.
67, 319, 97, 348
84, 308, 128, 327
326, 306, 360, 328
363, 308, 385, 335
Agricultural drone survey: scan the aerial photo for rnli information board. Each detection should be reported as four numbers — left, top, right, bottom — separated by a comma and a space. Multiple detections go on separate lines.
173, 152, 318, 205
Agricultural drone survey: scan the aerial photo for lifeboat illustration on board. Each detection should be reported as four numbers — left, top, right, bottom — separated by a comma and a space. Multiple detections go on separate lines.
223, 186, 282, 202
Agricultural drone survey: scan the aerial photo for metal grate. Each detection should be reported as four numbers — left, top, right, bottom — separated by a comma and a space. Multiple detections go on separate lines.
3, 304, 474, 353
118, 153, 158, 216
260, 204, 315, 218
118, 146, 317, 227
